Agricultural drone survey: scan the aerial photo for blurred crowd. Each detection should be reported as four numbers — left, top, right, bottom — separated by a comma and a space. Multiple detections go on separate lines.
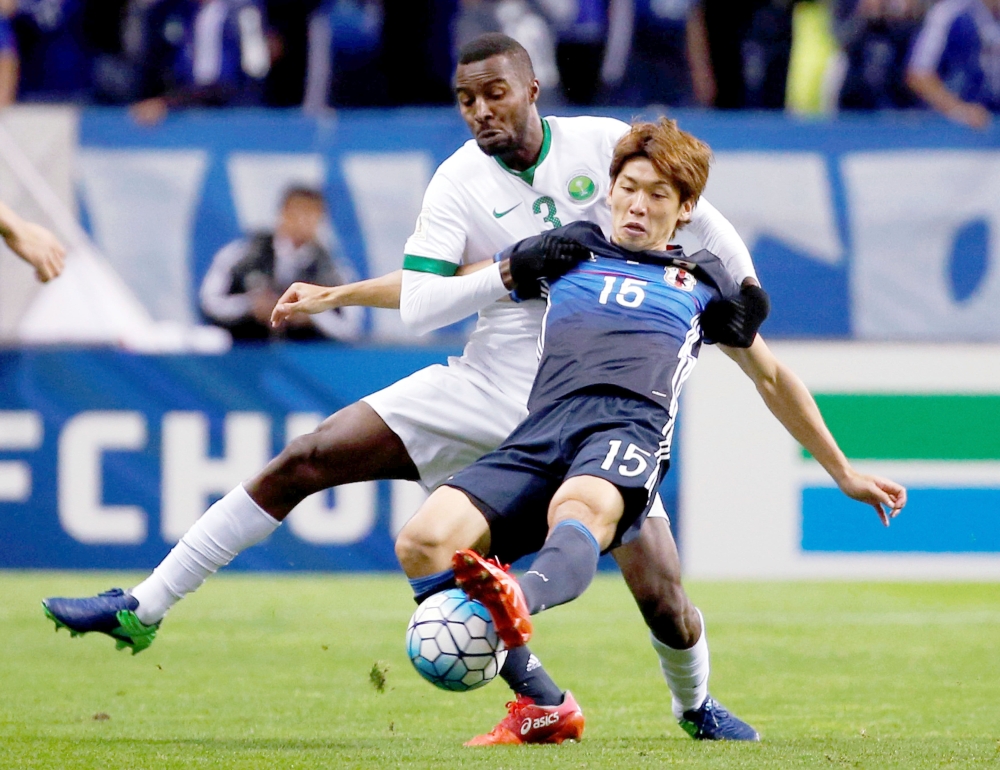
0, 0, 998, 126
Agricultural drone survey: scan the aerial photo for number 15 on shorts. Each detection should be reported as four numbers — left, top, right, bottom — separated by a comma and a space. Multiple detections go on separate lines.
601, 440, 651, 478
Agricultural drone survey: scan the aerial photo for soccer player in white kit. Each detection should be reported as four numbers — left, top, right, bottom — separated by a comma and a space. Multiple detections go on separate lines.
44, 34, 778, 744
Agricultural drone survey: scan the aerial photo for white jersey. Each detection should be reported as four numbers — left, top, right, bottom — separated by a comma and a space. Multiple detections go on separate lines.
401, 114, 756, 409
366, 114, 755, 489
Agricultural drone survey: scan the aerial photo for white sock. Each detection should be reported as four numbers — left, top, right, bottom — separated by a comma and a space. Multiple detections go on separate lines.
650, 608, 710, 720
130, 485, 279, 624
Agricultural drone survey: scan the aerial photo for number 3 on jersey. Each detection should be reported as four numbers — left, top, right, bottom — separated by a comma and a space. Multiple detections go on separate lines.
601, 439, 651, 478
599, 276, 647, 308
532, 196, 562, 229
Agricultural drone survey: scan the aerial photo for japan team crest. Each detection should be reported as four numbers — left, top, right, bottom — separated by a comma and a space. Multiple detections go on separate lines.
664, 266, 697, 291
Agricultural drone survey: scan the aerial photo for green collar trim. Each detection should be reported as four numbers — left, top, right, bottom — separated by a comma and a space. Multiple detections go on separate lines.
494, 118, 551, 187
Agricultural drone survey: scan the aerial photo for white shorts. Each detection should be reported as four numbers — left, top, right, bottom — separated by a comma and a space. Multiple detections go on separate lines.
363, 358, 672, 523
362, 359, 528, 491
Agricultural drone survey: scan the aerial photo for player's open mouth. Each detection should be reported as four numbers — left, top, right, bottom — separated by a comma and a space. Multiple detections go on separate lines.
623, 223, 646, 235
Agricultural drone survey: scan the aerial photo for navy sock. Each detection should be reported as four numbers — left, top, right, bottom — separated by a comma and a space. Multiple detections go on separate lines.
408, 568, 456, 605
520, 520, 600, 614
499, 644, 564, 706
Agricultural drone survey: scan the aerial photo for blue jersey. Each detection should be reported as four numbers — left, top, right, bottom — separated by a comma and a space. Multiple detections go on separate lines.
173, 0, 269, 101
909, 0, 1000, 111
13, 0, 93, 99
0, 17, 15, 56
526, 221, 741, 415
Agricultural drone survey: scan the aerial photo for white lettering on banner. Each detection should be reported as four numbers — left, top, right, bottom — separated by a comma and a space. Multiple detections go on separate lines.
390, 479, 427, 537
0, 411, 42, 501
58, 411, 147, 544
341, 152, 433, 339
282, 413, 378, 544
844, 151, 1000, 340
227, 153, 326, 232
77, 149, 208, 325
161, 412, 270, 542
682, 152, 843, 265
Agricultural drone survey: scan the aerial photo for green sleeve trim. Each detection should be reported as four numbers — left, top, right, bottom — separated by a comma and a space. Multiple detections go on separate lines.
403, 254, 459, 276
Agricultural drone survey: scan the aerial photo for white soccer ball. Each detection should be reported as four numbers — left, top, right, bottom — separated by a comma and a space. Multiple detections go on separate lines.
405, 588, 508, 692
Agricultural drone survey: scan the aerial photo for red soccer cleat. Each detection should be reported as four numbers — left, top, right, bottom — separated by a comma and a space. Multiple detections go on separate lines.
464, 692, 585, 746
452, 549, 532, 648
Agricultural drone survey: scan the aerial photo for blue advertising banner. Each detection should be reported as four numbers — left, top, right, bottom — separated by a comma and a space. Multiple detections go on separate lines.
0, 346, 668, 571
0, 345, 458, 571
76, 108, 1000, 342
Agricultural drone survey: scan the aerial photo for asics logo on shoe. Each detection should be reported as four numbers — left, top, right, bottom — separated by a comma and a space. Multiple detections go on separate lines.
521, 713, 560, 735
524, 570, 549, 582
493, 203, 521, 218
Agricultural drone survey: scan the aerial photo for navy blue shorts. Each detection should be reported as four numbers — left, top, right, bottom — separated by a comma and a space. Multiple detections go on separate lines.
444, 388, 669, 565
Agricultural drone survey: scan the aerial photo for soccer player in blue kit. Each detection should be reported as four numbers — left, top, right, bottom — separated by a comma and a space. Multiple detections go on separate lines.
396, 118, 907, 743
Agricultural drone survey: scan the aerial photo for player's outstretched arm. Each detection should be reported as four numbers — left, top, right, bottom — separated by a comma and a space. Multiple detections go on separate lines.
720, 337, 907, 526
271, 270, 404, 327
0, 201, 66, 283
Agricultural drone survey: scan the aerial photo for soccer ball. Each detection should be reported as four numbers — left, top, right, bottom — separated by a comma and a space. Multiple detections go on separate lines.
406, 588, 508, 692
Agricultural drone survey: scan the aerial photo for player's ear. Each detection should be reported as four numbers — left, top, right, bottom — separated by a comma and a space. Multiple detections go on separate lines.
526, 78, 540, 104
677, 199, 695, 224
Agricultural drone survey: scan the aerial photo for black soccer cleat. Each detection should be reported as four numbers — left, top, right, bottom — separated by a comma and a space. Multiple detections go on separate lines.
679, 696, 760, 741
42, 588, 159, 654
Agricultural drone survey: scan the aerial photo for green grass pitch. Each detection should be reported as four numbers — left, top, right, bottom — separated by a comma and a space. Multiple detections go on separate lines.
3, 572, 999, 769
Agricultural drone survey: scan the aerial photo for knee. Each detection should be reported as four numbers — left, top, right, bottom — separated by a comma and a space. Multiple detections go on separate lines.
272, 434, 323, 483
549, 476, 624, 549
394, 520, 446, 577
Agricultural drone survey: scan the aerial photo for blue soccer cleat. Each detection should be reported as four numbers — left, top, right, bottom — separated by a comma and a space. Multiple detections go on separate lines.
679, 696, 760, 741
42, 588, 159, 655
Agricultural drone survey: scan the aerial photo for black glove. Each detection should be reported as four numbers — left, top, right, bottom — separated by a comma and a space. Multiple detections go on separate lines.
506, 234, 591, 299
700, 283, 770, 348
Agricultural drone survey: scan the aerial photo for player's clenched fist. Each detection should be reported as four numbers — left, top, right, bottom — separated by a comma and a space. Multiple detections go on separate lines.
504, 233, 592, 299
0, 202, 66, 283
700, 283, 770, 348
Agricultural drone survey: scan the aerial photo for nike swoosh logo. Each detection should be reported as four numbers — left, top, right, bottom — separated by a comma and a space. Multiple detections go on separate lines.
493, 203, 521, 218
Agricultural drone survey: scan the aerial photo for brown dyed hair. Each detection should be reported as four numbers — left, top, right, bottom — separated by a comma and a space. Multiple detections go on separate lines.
609, 118, 712, 204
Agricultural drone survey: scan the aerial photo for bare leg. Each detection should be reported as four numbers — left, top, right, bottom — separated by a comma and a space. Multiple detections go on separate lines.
248, 401, 419, 519
613, 515, 712, 721
128, 401, 418, 623
394, 486, 491, 577
613, 515, 701, 648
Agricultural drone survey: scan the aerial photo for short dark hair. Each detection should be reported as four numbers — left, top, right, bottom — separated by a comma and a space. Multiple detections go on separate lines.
457, 33, 535, 81
281, 186, 325, 209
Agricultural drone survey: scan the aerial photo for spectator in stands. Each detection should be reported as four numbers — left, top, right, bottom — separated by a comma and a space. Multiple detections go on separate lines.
130, 0, 271, 125
0, 1, 16, 107
10, 0, 95, 102
601, 0, 715, 107
453, 0, 560, 97
906, 0, 1000, 128
537, 0, 609, 105
379, 0, 457, 105
835, 0, 928, 111
263, 0, 323, 107
289, 0, 457, 109
200, 187, 362, 343
312, 0, 385, 108
704, 0, 796, 109
86, 0, 131, 103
